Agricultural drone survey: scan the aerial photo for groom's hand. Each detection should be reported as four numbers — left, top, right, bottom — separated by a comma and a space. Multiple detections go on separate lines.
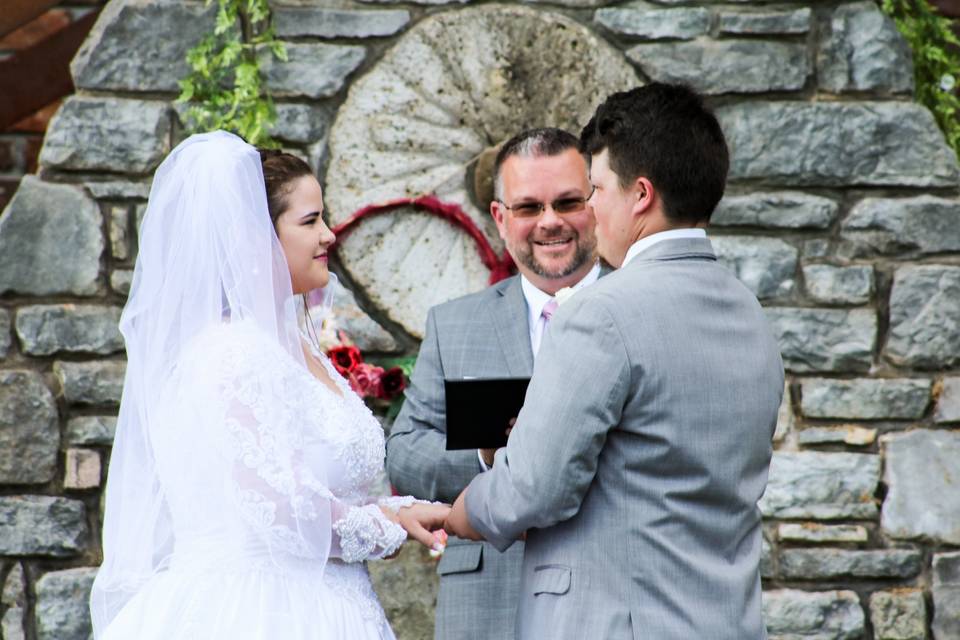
444, 488, 484, 541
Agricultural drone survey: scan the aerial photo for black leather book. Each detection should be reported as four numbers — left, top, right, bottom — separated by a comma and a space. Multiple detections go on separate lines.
444, 377, 530, 450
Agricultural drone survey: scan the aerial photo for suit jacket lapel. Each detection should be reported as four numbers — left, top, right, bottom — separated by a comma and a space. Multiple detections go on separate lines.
490, 277, 534, 377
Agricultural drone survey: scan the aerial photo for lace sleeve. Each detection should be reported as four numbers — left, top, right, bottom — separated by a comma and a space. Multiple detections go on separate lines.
219, 352, 335, 560
328, 496, 441, 562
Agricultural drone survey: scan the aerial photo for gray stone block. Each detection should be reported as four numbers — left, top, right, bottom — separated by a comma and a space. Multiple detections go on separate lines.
869, 589, 927, 640
272, 104, 332, 145
800, 378, 930, 420
262, 43, 365, 99
0, 176, 102, 296
765, 308, 876, 373
773, 380, 793, 443
818, 1, 913, 94
933, 552, 960, 640
712, 192, 838, 230
274, 8, 409, 39
54, 361, 126, 406
109, 205, 129, 260
885, 266, 960, 369
803, 264, 873, 305
34, 567, 97, 640
0, 370, 59, 484
777, 523, 868, 544
71, 0, 214, 92
718, 8, 811, 34
628, 40, 808, 94
712, 236, 796, 300
763, 589, 864, 640
40, 96, 171, 174
0, 309, 10, 358
882, 430, 960, 545
2, 563, 25, 606
0, 497, 88, 556
760, 451, 880, 520
357, 0, 468, 5
717, 102, 960, 188
15, 305, 124, 356
761, 534, 774, 579
798, 425, 877, 447
66, 416, 117, 446
2, 607, 24, 640
110, 270, 134, 296
325, 279, 399, 353
780, 549, 922, 579
841, 196, 960, 257
594, 5, 710, 40
84, 180, 150, 200
935, 377, 960, 423
804, 239, 831, 258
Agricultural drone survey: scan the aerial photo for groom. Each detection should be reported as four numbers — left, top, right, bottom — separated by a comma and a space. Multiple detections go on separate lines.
444, 83, 784, 639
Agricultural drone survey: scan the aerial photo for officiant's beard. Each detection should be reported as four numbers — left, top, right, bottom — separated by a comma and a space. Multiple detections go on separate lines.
513, 231, 596, 280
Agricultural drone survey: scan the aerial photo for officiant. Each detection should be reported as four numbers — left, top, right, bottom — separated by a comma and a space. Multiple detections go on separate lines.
386, 127, 602, 640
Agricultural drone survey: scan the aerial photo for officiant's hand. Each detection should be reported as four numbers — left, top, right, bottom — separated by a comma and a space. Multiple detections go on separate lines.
443, 488, 484, 541
391, 503, 451, 550
479, 418, 516, 467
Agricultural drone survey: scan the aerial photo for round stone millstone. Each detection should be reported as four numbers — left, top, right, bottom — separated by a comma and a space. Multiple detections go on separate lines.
325, 5, 639, 339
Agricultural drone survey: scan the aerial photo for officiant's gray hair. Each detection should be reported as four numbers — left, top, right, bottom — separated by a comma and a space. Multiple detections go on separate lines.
493, 128, 583, 201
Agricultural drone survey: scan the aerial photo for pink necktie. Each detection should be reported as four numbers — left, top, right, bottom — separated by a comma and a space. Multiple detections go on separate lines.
541, 298, 558, 323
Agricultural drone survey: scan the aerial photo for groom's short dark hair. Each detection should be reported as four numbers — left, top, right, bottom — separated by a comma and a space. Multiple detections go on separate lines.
579, 83, 729, 224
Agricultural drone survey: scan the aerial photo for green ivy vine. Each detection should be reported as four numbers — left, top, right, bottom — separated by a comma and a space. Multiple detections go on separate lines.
177, 0, 286, 147
882, 0, 960, 158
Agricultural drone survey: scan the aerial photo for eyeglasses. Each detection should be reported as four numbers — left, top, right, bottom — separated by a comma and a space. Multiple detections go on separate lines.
497, 186, 595, 218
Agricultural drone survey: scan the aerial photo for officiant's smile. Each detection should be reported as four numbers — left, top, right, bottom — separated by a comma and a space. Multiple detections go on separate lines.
491, 147, 597, 295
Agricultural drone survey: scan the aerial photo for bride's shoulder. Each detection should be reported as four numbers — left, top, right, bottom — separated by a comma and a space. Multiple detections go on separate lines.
181, 320, 287, 376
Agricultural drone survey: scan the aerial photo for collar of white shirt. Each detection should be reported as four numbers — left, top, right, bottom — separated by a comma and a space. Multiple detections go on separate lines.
621, 228, 707, 269
520, 261, 601, 338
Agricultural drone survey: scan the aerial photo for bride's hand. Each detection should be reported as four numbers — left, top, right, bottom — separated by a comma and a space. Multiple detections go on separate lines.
383, 503, 451, 550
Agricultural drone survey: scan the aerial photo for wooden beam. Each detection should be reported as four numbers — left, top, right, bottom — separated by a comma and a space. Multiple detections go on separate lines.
0, 10, 99, 131
0, 0, 62, 40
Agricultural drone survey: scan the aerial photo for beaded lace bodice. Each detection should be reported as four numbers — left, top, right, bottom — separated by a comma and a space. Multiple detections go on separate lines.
154, 321, 417, 628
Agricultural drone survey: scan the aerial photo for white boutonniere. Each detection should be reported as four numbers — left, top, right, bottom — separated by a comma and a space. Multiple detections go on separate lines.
555, 286, 576, 306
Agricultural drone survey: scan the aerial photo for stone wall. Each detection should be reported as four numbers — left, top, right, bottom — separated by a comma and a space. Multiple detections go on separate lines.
0, 0, 959, 638
0, 1, 107, 212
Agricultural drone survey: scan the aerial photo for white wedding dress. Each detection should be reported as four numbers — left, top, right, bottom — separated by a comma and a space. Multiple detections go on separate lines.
100, 321, 412, 639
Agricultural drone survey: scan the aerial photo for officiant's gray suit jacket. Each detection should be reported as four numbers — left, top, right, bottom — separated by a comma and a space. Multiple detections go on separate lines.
386, 275, 533, 640
465, 237, 784, 639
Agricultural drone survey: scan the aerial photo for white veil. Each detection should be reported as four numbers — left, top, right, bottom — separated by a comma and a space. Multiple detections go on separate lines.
90, 132, 311, 633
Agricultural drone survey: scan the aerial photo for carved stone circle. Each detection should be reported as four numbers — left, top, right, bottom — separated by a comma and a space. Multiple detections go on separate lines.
325, 4, 639, 338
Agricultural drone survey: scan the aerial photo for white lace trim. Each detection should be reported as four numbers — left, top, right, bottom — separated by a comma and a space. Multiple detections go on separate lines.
332, 504, 407, 563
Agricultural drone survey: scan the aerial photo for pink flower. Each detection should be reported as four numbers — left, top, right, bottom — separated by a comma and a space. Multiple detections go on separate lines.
349, 362, 384, 398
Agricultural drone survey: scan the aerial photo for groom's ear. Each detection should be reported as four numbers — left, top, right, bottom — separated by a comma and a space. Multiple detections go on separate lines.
631, 176, 657, 218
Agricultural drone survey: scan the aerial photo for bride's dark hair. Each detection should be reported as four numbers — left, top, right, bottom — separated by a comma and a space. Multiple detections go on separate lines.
257, 149, 314, 224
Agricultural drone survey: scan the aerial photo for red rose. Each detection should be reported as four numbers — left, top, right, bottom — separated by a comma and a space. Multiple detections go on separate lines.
349, 363, 384, 398
379, 366, 406, 400
327, 344, 362, 376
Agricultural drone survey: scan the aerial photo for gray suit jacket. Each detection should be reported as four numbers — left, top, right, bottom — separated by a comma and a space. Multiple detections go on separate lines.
465, 238, 784, 639
386, 276, 531, 640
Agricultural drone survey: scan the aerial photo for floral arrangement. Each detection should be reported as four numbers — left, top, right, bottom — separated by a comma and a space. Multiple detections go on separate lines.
325, 335, 407, 403
315, 318, 413, 414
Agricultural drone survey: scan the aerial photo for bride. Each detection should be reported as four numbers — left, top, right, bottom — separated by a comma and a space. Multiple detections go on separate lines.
90, 131, 450, 639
